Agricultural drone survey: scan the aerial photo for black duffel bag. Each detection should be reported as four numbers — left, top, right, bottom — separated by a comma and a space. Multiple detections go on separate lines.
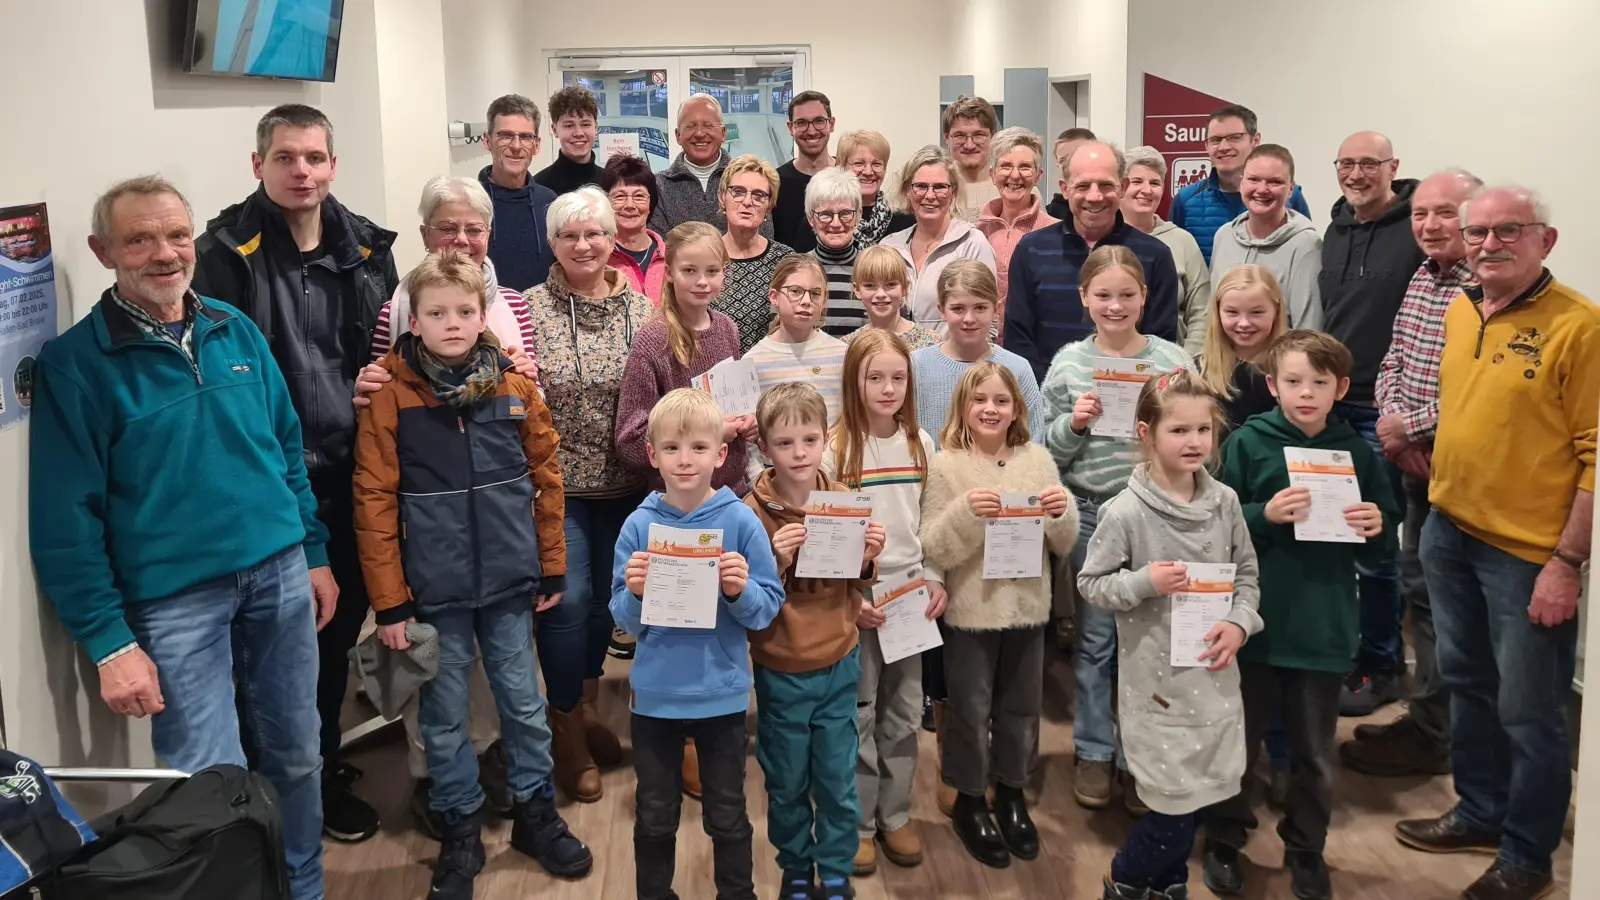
37, 765, 288, 900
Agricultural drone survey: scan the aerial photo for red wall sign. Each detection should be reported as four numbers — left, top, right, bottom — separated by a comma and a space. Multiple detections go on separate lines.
1141, 74, 1235, 218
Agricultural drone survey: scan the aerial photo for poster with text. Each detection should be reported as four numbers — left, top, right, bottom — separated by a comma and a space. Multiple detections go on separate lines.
0, 203, 57, 430
1141, 74, 1236, 218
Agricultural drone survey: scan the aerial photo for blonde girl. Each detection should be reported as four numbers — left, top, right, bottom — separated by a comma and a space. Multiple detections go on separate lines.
1077, 369, 1262, 900
843, 245, 940, 350
920, 362, 1077, 869
1198, 264, 1289, 430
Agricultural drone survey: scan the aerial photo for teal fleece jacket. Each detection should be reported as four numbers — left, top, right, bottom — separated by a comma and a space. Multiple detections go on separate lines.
1220, 407, 1398, 672
29, 291, 329, 663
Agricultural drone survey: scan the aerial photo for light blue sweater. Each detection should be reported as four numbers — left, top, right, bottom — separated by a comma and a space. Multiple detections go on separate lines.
911, 343, 1047, 449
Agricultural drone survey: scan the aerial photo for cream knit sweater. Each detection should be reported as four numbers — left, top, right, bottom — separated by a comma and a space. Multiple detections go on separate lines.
920, 443, 1079, 631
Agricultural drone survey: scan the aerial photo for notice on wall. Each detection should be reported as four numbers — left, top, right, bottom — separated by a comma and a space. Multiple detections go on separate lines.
1141, 74, 1237, 218
0, 203, 57, 431
598, 131, 642, 165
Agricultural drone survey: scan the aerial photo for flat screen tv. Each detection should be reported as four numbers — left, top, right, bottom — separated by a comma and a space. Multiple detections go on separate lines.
183, 0, 344, 82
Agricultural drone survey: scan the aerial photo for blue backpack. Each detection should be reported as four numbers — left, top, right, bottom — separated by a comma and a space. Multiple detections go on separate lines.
0, 751, 95, 894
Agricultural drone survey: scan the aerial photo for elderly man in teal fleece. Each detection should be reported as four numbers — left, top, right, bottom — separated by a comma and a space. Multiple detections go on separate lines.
28, 176, 333, 900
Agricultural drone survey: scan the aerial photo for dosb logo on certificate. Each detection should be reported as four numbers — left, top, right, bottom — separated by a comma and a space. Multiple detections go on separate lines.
796, 492, 875, 579
983, 493, 1046, 580
1091, 357, 1160, 438
1170, 562, 1236, 667
642, 524, 724, 628
1284, 447, 1364, 544
871, 567, 943, 665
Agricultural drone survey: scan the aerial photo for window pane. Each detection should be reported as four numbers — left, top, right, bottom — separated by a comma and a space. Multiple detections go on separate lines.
563, 69, 672, 171
689, 66, 795, 166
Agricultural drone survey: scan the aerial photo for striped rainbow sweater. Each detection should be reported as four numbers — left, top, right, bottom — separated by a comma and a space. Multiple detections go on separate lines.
823, 427, 942, 583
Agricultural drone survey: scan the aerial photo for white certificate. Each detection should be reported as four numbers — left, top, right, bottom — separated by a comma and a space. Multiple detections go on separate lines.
795, 492, 874, 579
983, 492, 1046, 579
642, 524, 724, 628
1170, 562, 1237, 668
1284, 447, 1365, 544
1090, 357, 1162, 438
697, 356, 762, 418
873, 567, 943, 665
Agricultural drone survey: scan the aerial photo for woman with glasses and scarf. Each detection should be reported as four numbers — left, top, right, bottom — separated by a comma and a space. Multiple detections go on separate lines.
881, 146, 998, 335
837, 130, 915, 247
804, 167, 870, 338
715, 154, 795, 354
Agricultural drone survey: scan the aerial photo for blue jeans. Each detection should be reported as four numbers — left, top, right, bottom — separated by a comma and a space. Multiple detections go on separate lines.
1334, 402, 1404, 671
124, 546, 323, 900
1071, 495, 1121, 767
419, 595, 555, 820
537, 492, 643, 711
1422, 512, 1577, 874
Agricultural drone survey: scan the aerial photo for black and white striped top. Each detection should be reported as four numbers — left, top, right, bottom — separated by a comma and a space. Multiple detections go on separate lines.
809, 240, 863, 339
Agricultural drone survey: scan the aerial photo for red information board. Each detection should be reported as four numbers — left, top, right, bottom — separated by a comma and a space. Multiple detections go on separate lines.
1141, 74, 1235, 218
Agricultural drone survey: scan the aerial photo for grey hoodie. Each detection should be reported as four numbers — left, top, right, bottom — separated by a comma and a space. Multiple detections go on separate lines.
1209, 209, 1323, 331
1077, 464, 1263, 816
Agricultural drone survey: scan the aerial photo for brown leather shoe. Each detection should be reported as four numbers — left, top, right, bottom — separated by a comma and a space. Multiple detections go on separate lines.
878, 823, 923, 867
580, 678, 624, 768
548, 705, 602, 802
1462, 860, 1555, 900
681, 737, 702, 799
854, 836, 878, 876
1340, 721, 1450, 777
1395, 810, 1499, 855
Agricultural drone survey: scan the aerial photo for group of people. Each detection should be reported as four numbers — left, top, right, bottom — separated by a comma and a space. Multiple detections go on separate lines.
25, 80, 1593, 900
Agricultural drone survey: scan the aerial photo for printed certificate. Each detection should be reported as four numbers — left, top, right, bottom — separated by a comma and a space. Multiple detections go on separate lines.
697, 356, 762, 417
983, 492, 1046, 580
1284, 447, 1365, 544
1170, 562, 1236, 667
796, 492, 875, 579
873, 567, 943, 665
1090, 357, 1162, 438
642, 524, 724, 628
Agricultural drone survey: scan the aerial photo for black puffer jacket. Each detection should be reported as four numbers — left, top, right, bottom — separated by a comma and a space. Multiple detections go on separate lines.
194, 187, 399, 481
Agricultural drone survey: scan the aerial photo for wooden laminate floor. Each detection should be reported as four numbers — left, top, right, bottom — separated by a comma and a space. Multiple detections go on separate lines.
323, 652, 1574, 899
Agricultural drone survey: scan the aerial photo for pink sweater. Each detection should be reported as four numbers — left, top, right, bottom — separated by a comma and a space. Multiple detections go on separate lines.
614, 311, 750, 494
977, 196, 1059, 341
609, 230, 668, 305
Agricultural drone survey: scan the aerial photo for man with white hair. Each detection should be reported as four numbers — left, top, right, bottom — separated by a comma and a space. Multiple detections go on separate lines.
32, 176, 330, 900
651, 94, 774, 237
1396, 185, 1597, 900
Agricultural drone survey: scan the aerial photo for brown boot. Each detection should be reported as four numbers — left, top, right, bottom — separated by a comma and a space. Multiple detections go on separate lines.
580, 678, 624, 768
681, 737, 702, 799
878, 823, 923, 867
934, 701, 957, 817
854, 836, 878, 876
548, 705, 602, 802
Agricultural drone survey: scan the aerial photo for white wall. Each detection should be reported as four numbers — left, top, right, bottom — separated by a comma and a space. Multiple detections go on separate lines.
441, 0, 529, 179
373, 0, 452, 269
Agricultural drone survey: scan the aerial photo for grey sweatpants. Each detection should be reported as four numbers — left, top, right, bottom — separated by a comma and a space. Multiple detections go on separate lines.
856, 628, 923, 837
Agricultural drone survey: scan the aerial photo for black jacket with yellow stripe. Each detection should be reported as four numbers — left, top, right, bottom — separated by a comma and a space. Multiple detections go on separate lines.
193, 186, 399, 482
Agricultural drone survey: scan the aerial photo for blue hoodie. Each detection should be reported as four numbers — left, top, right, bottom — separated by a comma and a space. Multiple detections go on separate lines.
610, 487, 784, 719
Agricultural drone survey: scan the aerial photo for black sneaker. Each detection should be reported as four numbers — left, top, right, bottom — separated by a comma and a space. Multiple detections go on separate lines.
607, 625, 637, 660
781, 868, 818, 900
510, 791, 593, 878
411, 778, 444, 841
478, 741, 513, 816
322, 763, 380, 843
921, 695, 935, 733
430, 818, 485, 900
1338, 667, 1400, 718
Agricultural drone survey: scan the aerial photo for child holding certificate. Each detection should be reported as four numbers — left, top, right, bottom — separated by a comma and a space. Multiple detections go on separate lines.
920, 363, 1076, 869
352, 251, 592, 896
609, 389, 785, 900
616, 222, 757, 495
823, 330, 943, 875
1075, 369, 1263, 900
745, 382, 885, 900
1197, 331, 1395, 900
1041, 245, 1189, 813
1197, 264, 1290, 430
841, 246, 940, 350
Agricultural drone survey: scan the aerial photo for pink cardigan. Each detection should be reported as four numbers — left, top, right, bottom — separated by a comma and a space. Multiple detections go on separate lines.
976, 196, 1058, 340
609, 229, 668, 305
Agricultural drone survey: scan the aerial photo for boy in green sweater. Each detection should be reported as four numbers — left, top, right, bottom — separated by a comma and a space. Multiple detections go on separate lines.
1198, 330, 1398, 900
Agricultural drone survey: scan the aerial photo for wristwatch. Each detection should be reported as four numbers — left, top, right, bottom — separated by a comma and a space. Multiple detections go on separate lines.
1550, 547, 1588, 571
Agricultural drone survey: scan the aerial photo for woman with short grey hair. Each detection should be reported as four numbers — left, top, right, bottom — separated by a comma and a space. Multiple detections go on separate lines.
521, 185, 653, 803
976, 128, 1059, 335
804, 167, 867, 337
881, 146, 997, 331
1120, 145, 1211, 354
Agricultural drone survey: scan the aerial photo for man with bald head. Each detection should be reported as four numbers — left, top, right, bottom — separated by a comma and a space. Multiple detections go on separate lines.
1340, 169, 1482, 780
1396, 186, 1597, 900
650, 94, 773, 236
1005, 140, 1180, 382
1318, 130, 1422, 718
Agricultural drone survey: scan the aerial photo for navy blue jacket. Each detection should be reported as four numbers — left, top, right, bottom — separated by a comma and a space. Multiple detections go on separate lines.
1171, 168, 1311, 265
477, 165, 557, 293
1004, 213, 1181, 383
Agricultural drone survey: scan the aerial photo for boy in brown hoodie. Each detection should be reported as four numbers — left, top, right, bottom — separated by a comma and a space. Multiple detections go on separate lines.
745, 382, 885, 900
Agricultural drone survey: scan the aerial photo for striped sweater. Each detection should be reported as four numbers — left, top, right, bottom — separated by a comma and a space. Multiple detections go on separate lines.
1042, 334, 1191, 502
823, 427, 942, 583
910, 343, 1046, 449
808, 241, 863, 338
745, 330, 847, 481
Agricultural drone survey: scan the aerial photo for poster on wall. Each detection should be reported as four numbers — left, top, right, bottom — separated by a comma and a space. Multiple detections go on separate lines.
598, 125, 671, 171
0, 203, 57, 431
1142, 74, 1236, 218
598, 131, 642, 165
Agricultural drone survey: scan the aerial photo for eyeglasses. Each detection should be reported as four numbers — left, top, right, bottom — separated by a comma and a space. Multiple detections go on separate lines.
1204, 131, 1252, 148
555, 230, 611, 246
909, 182, 952, 197
1461, 222, 1545, 245
778, 285, 824, 302
424, 222, 489, 241
608, 190, 651, 206
494, 131, 537, 147
791, 116, 832, 132
725, 186, 772, 205
1334, 157, 1394, 175
812, 209, 857, 225
947, 130, 991, 147
994, 162, 1038, 178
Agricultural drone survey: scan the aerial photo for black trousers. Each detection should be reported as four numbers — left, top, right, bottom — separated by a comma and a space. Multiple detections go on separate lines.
632, 711, 755, 900
312, 474, 373, 767
1202, 664, 1342, 853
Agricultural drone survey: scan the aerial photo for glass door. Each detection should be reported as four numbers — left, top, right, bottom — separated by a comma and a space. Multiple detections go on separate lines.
680, 53, 810, 166
548, 57, 677, 171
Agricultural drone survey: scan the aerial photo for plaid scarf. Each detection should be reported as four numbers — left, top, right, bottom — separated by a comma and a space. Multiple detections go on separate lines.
110, 288, 200, 364
409, 330, 504, 409
856, 199, 896, 245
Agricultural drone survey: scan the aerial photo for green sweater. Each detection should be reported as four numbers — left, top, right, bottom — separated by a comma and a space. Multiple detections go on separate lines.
1220, 408, 1399, 672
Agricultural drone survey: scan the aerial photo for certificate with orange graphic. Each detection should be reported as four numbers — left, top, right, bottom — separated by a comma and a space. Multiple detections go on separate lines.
1284, 447, 1364, 544
698, 356, 762, 417
1090, 357, 1161, 438
643, 524, 724, 628
983, 493, 1046, 579
796, 492, 875, 579
1170, 563, 1236, 667
873, 567, 943, 664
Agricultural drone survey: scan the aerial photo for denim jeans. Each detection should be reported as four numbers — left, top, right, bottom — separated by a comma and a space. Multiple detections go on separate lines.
419, 596, 555, 821
124, 546, 324, 900
1333, 402, 1404, 671
1422, 512, 1577, 874
633, 711, 755, 900
1070, 495, 1121, 766
537, 492, 643, 711
1401, 474, 1449, 749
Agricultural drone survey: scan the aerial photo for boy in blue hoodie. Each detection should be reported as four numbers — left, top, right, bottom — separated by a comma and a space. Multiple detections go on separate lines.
1198, 330, 1398, 900
611, 388, 785, 900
